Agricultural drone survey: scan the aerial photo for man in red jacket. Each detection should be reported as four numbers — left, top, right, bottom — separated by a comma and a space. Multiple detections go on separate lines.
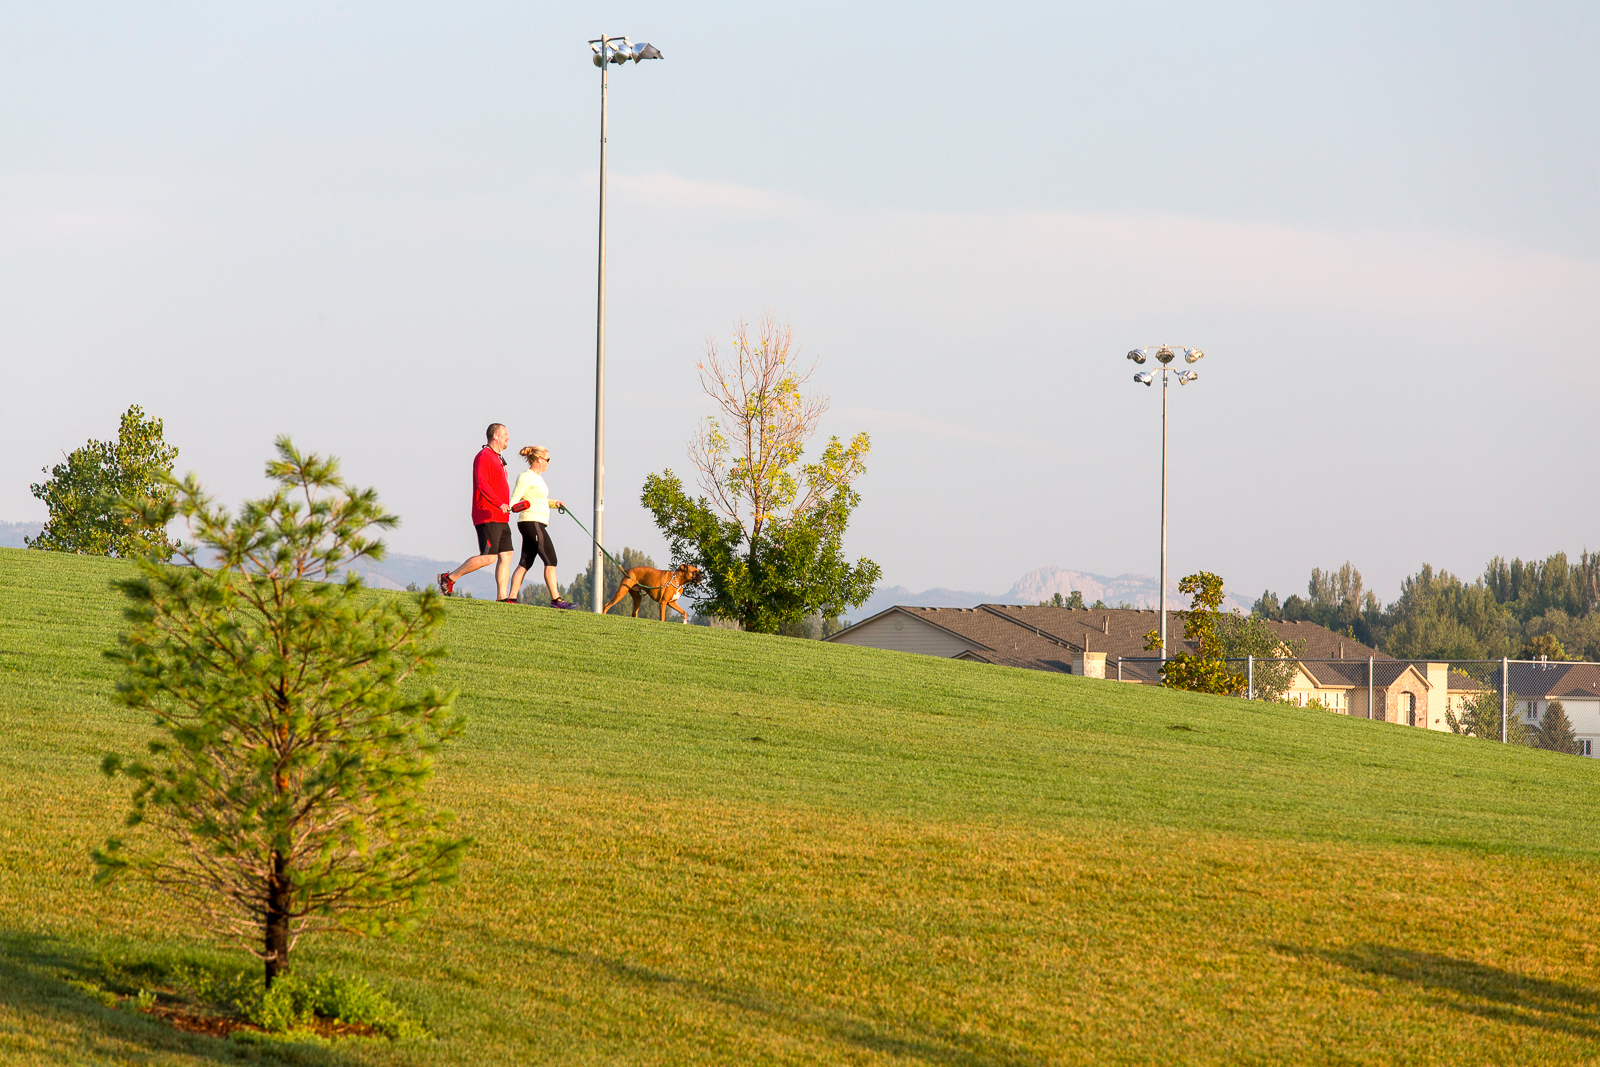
438, 422, 519, 601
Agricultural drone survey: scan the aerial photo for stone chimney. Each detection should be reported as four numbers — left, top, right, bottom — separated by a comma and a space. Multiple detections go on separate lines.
1073, 651, 1107, 679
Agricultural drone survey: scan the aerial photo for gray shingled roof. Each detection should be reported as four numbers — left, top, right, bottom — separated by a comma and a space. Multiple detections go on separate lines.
1260, 620, 1385, 660
893, 607, 1077, 673
1491, 662, 1600, 700
1299, 659, 1422, 689
974, 606, 1183, 662
954, 647, 1076, 671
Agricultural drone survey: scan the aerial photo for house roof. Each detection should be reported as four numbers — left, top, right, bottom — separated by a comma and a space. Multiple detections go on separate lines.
1259, 620, 1385, 661
887, 607, 1078, 673
954, 647, 1076, 671
1298, 659, 1426, 690
973, 606, 1185, 661
972, 606, 1393, 668
1490, 662, 1600, 700
1446, 670, 1489, 692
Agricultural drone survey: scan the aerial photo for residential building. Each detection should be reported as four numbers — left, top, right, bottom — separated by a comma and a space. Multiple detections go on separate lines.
1498, 661, 1600, 756
826, 606, 1080, 673
827, 605, 1511, 736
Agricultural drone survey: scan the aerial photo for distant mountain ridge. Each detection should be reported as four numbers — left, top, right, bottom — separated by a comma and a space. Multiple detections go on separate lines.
0, 522, 41, 549
1007, 566, 1163, 607
341, 552, 500, 599
846, 566, 1249, 621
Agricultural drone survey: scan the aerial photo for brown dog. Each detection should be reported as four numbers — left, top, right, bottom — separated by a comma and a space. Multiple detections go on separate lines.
601, 564, 701, 622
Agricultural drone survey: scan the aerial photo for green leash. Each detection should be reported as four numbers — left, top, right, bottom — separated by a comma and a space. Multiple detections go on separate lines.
556, 506, 626, 573
557, 506, 677, 594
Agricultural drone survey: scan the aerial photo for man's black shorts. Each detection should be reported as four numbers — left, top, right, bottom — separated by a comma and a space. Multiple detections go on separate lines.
517, 521, 557, 568
474, 522, 514, 555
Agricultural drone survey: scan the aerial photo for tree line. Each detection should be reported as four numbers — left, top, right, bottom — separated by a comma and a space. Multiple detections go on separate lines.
1252, 554, 1600, 661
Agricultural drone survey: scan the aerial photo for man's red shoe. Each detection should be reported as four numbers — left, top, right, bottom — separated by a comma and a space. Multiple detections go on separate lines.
437, 572, 455, 596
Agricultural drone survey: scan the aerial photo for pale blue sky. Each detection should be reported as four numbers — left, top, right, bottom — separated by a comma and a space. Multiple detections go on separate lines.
2, 2, 1596, 603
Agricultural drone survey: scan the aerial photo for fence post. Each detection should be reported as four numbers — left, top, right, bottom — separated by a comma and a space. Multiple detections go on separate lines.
1117, 658, 1123, 683
1247, 655, 1254, 700
1368, 656, 1374, 719
1501, 656, 1508, 743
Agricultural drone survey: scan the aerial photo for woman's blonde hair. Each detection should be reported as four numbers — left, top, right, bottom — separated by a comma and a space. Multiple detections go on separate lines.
519, 445, 549, 466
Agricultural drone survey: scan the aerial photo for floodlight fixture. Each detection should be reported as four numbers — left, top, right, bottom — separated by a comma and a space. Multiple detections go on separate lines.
591, 37, 663, 67
587, 32, 664, 611
1119, 340, 1209, 661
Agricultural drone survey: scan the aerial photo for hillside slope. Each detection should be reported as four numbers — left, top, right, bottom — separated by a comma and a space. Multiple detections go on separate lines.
2, 547, 1598, 1065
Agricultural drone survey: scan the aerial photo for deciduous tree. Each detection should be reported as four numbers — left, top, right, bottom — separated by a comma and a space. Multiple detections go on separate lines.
1150, 572, 1247, 695
1519, 633, 1568, 661
642, 316, 880, 633
1256, 562, 1385, 647
1485, 551, 1600, 622
95, 438, 468, 987
28, 404, 179, 559
1214, 613, 1305, 703
1382, 565, 1513, 660
1446, 687, 1530, 744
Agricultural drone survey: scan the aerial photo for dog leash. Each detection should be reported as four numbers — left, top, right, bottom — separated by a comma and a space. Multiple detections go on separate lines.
556, 506, 676, 593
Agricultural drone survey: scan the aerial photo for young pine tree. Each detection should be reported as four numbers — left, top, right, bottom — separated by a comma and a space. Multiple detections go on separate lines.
95, 438, 468, 987
1534, 700, 1582, 755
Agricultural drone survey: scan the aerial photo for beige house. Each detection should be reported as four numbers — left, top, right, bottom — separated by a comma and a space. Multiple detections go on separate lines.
829, 605, 1500, 733
1281, 659, 1457, 728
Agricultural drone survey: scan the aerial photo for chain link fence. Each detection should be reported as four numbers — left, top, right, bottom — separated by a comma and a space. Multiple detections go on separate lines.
1110, 655, 1600, 754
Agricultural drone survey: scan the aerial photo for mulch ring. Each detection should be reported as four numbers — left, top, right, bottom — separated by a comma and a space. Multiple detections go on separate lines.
140, 1002, 381, 1039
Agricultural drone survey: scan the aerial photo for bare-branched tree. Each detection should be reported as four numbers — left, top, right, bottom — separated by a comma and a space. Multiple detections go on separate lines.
644, 315, 880, 633
689, 317, 841, 535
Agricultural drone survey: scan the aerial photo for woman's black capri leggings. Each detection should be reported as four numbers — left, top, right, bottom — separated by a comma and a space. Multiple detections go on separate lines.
517, 521, 557, 569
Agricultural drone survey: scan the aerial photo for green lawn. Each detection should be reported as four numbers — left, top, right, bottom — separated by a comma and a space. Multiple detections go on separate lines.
2, 545, 1599, 1065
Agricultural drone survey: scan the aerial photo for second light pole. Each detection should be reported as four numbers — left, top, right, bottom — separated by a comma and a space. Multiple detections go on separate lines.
587, 33, 662, 611
1127, 344, 1204, 660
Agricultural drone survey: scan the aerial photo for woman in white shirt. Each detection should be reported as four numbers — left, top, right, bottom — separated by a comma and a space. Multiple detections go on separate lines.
506, 446, 575, 609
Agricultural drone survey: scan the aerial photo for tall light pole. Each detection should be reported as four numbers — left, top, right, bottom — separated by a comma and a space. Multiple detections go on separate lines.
1127, 345, 1204, 660
587, 34, 662, 612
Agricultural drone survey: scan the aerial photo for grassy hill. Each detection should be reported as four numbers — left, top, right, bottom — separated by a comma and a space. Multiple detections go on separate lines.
2, 546, 1599, 1065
